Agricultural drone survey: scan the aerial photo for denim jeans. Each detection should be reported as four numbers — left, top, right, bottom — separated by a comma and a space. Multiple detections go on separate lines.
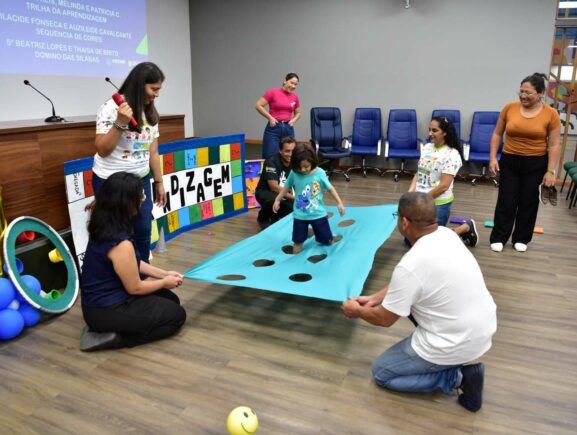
262, 122, 295, 159
372, 335, 462, 395
435, 201, 453, 227
92, 171, 153, 263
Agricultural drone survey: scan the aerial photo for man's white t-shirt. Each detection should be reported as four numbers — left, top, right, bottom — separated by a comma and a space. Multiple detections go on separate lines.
383, 227, 497, 365
92, 99, 159, 179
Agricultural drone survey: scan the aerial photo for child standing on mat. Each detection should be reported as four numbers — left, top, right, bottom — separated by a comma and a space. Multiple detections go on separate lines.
273, 143, 345, 254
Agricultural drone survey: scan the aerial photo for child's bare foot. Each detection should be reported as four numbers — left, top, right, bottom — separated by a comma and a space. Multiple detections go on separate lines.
293, 244, 302, 254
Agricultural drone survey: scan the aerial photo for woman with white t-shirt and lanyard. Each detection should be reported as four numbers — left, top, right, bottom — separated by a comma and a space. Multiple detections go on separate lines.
92, 62, 166, 263
255, 72, 302, 159
408, 116, 478, 247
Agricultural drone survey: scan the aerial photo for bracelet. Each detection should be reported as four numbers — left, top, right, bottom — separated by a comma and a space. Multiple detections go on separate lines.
153, 180, 163, 184
547, 169, 556, 176
113, 121, 129, 131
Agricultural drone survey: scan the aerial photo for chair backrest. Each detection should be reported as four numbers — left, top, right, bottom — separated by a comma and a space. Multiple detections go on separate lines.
351, 108, 382, 149
431, 109, 461, 140
468, 111, 500, 152
387, 109, 418, 149
310, 107, 343, 151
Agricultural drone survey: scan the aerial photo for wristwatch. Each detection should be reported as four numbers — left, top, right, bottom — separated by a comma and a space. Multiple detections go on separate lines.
547, 169, 556, 176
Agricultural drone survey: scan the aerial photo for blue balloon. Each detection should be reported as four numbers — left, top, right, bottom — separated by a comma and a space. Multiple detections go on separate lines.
2, 257, 24, 275
15, 275, 42, 303
0, 309, 25, 340
0, 278, 16, 309
18, 303, 42, 327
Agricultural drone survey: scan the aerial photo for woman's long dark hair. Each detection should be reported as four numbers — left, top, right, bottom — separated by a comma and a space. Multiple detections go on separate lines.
118, 62, 165, 127
431, 116, 463, 158
88, 172, 143, 243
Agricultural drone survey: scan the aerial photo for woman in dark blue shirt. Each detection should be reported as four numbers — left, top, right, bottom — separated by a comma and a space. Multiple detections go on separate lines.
80, 172, 186, 351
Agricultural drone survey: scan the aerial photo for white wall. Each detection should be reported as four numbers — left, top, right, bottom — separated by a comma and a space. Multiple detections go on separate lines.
189, 0, 557, 142
0, 0, 194, 137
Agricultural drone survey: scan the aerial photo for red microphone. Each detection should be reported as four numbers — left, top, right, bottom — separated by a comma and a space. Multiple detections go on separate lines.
112, 92, 140, 132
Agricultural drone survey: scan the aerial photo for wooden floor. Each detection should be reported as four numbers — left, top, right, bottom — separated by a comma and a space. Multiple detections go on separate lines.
1, 173, 576, 434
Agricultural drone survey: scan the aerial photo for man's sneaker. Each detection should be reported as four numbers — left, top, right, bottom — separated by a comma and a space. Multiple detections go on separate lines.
80, 325, 123, 352
458, 363, 485, 412
257, 209, 268, 223
490, 242, 503, 252
548, 185, 558, 206
257, 210, 273, 230
462, 219, 479, 247
539, 184, 548, 205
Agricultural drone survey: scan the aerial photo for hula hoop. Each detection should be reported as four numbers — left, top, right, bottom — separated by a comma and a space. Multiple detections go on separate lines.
3, 217, 79, 313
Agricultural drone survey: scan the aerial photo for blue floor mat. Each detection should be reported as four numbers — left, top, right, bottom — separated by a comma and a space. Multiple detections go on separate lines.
184, 204, 397, 301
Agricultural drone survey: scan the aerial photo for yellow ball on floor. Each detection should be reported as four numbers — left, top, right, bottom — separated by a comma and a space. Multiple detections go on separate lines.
227, 406, 258, 435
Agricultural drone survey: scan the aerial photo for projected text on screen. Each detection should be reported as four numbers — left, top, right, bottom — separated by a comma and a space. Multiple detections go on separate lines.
0, 0, 148, 77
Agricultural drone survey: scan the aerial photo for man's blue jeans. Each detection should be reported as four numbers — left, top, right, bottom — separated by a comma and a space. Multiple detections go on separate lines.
262, 122, 294, 159
372, 335, 463, 395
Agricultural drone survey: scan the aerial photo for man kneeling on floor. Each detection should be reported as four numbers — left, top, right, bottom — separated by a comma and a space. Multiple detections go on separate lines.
255, 136, 295, 228
341, 191, 497, 412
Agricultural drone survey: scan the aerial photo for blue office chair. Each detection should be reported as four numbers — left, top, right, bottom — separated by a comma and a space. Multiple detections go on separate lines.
431, 109, 462, 142
384, 109, 422, 182
464, 111, 501, 187
310, 107, 351, 181
345, 108, 383, 177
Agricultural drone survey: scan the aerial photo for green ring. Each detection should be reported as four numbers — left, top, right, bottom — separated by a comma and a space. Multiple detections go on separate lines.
3, 217, 79, 313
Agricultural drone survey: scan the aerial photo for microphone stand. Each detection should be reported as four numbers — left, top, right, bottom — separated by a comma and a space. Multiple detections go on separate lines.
105, 77, 120, 91
23, 80, 65, 123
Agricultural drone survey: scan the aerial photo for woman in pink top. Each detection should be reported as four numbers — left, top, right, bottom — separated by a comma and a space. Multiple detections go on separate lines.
255, 72, 301, 159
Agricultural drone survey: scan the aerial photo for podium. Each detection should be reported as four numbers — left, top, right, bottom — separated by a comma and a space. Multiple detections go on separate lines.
0, 115, 185, 231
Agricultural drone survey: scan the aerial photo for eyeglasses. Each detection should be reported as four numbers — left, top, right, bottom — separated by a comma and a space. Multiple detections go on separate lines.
518, 90, 537, 97
393, 211, 409, 221
393, 211, 437, 226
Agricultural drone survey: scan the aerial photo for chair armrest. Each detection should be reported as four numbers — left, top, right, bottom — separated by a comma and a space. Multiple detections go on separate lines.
377, 138, 382, 156
417, 138, 424, 153
384, 139, 389, 158
462, 142, 470, 161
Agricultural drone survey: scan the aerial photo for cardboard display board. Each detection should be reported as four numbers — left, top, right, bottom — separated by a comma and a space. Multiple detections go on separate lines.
64, 134, 247, 265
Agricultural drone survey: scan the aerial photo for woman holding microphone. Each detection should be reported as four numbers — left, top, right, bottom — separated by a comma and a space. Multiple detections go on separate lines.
92, 62, 166, 263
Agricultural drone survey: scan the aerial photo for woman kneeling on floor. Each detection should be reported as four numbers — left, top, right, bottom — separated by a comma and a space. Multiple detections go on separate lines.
79, 171, 186, 351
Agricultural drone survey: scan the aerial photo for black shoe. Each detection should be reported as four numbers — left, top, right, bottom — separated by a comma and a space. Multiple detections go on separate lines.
257, 210, 269, 223
458, 363, 485, 412
462, 219, 479, 247
80, 325, 124, 352
539, 184, 548, 205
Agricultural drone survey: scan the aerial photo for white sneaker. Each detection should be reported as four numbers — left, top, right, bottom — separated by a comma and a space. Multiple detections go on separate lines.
514, 243, 527, 252
490, 242, 503, 252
